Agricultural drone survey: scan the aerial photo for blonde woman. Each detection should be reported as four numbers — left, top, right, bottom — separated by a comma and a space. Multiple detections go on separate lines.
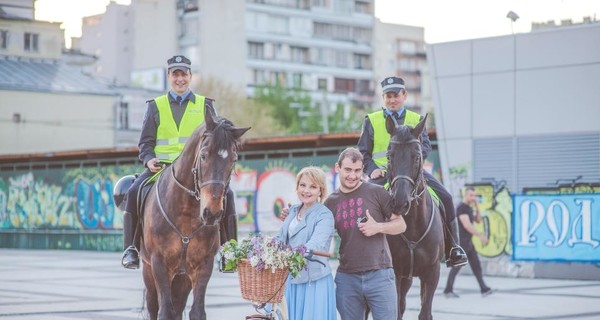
277, 166, 336, 320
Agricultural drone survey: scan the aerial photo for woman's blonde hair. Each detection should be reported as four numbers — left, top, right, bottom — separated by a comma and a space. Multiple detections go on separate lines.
296, 166, 328, 202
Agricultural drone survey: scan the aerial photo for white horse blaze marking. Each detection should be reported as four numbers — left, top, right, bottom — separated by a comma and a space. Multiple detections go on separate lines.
218, 149, 228, 159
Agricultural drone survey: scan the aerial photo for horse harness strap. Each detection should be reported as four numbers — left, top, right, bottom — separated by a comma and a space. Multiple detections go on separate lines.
155, 171, 211, 275
400, 196, 435, 280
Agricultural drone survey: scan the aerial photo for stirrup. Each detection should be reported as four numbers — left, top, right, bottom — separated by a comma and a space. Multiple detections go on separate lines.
121, 246, 140, 269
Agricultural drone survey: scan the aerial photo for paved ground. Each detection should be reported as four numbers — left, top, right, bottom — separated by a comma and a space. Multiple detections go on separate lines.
1, 248, 599, 320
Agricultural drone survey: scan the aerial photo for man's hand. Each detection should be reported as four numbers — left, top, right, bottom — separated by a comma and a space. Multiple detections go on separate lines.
478, 234, 489, 245
278, 203, 291, 222
357, 210, 382, 237
370, 169, 384, 180
147, 158, 165, 173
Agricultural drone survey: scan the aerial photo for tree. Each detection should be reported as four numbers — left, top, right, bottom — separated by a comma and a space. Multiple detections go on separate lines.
193, 77, 284, 138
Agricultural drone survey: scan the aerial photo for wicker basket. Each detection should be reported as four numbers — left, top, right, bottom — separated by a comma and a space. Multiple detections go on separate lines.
237, 259, 289, 303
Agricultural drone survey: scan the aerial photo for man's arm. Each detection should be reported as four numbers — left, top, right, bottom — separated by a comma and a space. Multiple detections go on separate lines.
138, 100, 159, 167
358, 210, 406, 236
357, 117, 379, 176
458, 211, 488, 244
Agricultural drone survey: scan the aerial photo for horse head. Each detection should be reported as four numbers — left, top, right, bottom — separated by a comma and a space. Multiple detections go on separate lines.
385, 113, 428, 215
184, 105, 250, 218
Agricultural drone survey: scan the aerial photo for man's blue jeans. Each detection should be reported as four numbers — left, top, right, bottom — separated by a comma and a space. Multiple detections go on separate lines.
335, 268, 397, 320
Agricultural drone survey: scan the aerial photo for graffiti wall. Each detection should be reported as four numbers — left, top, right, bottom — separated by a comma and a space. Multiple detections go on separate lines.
0, 150, 442, 249
464, 182, 600, 277
0, 165, 139, 231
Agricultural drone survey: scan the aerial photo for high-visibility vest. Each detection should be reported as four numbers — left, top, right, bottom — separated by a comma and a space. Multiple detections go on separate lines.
367, 109, 421, 169
154, 94, 206, 163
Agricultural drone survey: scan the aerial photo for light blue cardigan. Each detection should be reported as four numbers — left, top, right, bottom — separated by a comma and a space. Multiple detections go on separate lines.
277, 202, 335, 284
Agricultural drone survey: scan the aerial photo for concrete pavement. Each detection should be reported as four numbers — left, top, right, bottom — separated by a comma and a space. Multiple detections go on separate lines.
1, 248, 599, 319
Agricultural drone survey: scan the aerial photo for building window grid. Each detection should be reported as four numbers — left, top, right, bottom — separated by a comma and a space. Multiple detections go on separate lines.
248, 41, 264, 59
24, 32, 39, 52
0, 30, 8, 49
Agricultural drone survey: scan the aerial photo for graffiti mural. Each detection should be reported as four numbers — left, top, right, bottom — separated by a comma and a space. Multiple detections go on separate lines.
514, 194, 600, 262
0, 165, 139, 232
0, 149, 443, 250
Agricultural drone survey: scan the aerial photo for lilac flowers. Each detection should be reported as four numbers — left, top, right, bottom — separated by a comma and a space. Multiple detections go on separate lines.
220, 234, 307, 278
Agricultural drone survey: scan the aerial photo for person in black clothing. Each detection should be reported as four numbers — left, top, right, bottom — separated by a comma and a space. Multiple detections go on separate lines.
444, 187, 494, 297
358, 76, 467, 267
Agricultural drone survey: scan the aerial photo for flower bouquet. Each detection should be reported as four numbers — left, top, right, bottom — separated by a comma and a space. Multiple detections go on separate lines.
220, 234, 307, 303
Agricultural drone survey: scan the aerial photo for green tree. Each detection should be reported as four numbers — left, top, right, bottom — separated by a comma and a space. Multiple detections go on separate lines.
193, 77, 284, 137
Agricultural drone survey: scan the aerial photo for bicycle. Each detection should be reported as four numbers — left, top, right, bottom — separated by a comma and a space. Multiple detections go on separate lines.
244, 249, 332, 320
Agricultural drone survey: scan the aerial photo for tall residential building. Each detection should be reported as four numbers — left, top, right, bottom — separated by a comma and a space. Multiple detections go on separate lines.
80, 2, 134, 85
373, 19, 428, 114
126, 0, 375, 110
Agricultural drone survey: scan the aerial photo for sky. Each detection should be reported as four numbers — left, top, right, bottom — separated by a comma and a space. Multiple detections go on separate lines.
35, 0, 600, 46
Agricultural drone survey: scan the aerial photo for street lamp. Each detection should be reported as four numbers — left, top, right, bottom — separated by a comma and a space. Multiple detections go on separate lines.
506, 11, 519, 34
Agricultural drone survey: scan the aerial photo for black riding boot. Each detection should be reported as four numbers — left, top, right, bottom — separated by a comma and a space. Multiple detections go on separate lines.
121, 211, 140, 269
219, 188, 238, 272
446, 218, 468, 267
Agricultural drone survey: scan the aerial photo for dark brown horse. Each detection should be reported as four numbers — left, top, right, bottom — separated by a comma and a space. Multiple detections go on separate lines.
385, 114, 444, 320
140, 107, 250, 320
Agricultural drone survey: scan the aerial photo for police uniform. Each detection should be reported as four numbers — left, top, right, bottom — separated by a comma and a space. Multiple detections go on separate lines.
120, 55, 237, 269
358, 76, 468, 268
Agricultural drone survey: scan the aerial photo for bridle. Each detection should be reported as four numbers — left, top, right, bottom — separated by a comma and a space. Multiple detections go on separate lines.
153, 124, 237, 274
170, 130, 235, 202
388, 136, 436, 280
388, 137, 426, 216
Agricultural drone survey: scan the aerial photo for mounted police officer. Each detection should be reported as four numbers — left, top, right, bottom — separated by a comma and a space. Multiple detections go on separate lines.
358, 76, 468, 268
117, 55, 238, 269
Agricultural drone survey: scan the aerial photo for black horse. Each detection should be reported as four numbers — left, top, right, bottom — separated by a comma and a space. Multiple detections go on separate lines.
141, 107, 250, 320
385, 114, 444, 320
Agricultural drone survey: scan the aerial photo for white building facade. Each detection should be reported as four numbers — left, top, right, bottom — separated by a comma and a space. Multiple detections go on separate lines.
428, 23, 600, 196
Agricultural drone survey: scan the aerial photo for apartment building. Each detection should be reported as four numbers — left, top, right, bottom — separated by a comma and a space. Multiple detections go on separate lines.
80, 2, 134, 86
373, 19, 429, 114
125, 0, 375, 109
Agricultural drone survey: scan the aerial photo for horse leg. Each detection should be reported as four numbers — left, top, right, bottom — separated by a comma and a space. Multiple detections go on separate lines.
142, 263, 159, 320
172, 274, 192, 319
151, 261, 176, 319
418, 264, 440, 320
188, 257, 215, 320
397, 277, 412, 320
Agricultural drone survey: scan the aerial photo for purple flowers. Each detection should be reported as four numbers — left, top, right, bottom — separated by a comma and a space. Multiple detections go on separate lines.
220, 234, 307, 278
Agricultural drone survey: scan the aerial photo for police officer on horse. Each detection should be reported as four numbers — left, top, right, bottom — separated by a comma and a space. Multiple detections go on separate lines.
114, 55, 238, 269
358, 76, 468, 268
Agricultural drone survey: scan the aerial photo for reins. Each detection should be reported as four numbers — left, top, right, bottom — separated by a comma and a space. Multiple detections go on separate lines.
155, 125, 236, 275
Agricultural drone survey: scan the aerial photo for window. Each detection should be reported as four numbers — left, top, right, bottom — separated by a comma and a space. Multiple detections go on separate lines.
354, 1, 371, 14
248, 42, 264, 59
353, 53, 371, 69
334, 78, 354, 93
24, 33, 39, 52
118, 102, 129, 130
0, 30, 8, 49
317, 78, 327, 91
292, 73, 303, 88
290, 46, 309, 63
253, 69, 267, 85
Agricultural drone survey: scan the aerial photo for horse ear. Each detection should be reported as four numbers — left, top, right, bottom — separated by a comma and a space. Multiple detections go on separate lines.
232, 126, 251, 139
413, 113, 428, 139
385, 114, 396, 135
204, 104, 216, 131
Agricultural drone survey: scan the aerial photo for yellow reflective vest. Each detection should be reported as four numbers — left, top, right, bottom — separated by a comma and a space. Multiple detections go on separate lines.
154, 94, 206, 163
367, 109, 421, 169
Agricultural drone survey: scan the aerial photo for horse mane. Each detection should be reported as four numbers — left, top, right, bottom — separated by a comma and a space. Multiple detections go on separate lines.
189, 116, 241, 154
